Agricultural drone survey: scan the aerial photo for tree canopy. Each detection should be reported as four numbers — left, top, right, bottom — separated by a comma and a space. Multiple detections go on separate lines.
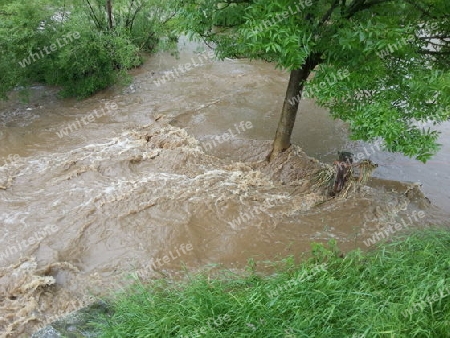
178, 0, 450, 162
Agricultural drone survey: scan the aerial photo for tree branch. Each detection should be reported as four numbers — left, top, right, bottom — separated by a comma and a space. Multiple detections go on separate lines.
84, 0, 103, 30
346, 0, 366, 16
418, 36, 450, 41
418, 50, 450, 55
125, 0, 136, 29
364, 0, 392, 7
345, 0, 394, 18
106, 0, 113, 30
320, 0, 339, 25
223, 0, 253, 3
128, 1, 146, 31
403, 0, 438, 20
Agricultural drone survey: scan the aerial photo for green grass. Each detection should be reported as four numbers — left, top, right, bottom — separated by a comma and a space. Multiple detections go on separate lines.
90, 229, 450, 337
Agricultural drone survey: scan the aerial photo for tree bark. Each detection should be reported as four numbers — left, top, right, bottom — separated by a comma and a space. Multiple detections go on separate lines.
106, 0, 113, 30
268, 54, 321, 161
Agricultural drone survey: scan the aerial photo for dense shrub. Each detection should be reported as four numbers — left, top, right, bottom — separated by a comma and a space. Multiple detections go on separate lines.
0, 0, 178, 99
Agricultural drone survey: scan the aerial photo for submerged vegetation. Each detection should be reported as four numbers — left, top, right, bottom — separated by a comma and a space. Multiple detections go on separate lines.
89, 229, 450, 337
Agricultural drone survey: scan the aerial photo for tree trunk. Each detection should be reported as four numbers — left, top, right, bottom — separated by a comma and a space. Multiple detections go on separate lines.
106, 0, 113, 30
268, 54, 320, 161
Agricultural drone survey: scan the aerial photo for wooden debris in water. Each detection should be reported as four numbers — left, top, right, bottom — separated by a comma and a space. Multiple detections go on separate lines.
311, 165, 335, 190
311, 158, 378, 198
354, 159, 378, 185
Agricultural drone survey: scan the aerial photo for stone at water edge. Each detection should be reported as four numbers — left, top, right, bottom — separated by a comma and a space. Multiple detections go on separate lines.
31, 301, 110, 338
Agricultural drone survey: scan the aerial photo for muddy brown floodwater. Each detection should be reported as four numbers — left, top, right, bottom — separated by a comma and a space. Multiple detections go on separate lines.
0, 40, 449, 336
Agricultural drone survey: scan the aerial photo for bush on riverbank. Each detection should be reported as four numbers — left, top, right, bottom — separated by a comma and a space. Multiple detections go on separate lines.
0, 0, 178, 99
89, 229, 450, 337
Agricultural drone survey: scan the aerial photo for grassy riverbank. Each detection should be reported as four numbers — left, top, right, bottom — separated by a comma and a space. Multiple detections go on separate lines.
91, 229, 450, 337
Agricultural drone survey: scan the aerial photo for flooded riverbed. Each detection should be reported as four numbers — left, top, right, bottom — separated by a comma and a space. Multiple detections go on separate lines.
0, 41, 449, 336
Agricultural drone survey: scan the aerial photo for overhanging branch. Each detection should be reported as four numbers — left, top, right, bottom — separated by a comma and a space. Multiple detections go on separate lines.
418, 50, 450, 55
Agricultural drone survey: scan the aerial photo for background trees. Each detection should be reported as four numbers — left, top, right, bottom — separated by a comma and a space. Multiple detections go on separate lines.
177, 0, 450, 162
0, 0, 178, 99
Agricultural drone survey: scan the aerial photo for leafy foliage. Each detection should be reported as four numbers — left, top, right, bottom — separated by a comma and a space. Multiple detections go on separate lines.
177, 0, 450, 162
0, 0, 178, 99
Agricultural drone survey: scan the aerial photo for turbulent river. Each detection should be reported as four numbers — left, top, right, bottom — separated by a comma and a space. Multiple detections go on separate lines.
0, 41, 449, 336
